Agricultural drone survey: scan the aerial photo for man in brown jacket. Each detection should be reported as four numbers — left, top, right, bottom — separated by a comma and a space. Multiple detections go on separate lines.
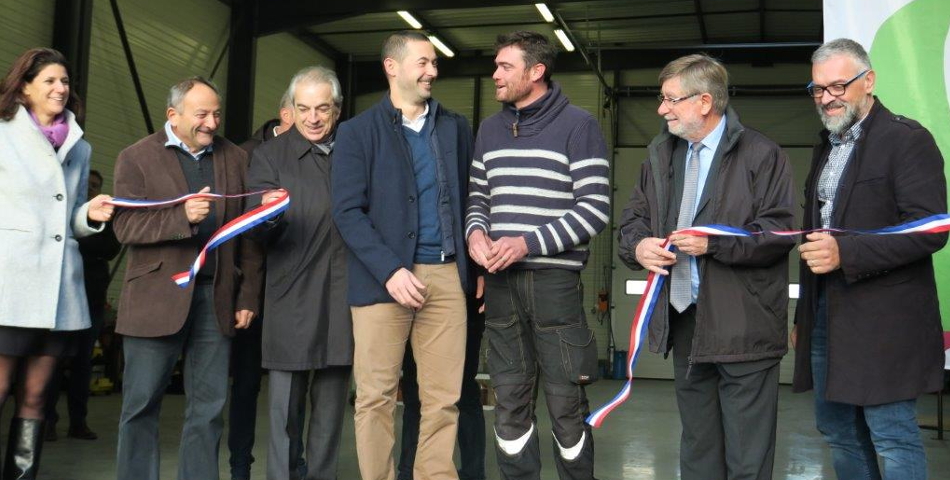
112, 76, 262, 480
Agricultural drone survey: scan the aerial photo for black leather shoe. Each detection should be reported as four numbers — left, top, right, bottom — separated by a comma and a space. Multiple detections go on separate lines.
66, 425, 97, 440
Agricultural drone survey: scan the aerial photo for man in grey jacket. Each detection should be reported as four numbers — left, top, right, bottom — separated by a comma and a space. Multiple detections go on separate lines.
617, 54, 795, 480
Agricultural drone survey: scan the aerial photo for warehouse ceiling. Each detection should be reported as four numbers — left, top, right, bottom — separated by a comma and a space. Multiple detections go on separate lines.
242, 0, 822, 71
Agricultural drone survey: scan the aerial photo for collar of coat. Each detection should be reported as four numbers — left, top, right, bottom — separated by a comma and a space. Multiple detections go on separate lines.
282, 124, 335, 160
379, 92, 441, 130
11, 104, 84, 163
646, 104, 746, 168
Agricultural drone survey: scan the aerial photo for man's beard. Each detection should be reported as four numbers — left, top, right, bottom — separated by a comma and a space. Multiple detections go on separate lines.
817, 96, 867, 135
668, 116, 704, 141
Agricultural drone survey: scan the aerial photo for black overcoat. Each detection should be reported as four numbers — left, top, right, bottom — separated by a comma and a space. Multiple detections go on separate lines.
246, 127, 353, 370
792, 99, 947, 405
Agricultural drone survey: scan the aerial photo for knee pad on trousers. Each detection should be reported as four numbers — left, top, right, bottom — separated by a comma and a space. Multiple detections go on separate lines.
553, 429, 586, 461
495, 423, 535, 456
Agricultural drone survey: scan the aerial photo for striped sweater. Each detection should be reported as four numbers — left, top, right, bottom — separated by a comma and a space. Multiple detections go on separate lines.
466, 83, 610, 270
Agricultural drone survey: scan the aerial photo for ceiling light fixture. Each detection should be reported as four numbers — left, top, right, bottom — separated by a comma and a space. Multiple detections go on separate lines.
534, 3, 555, 23
553, 29, 575, 52
397, 11, 423, 29
428, 35, 455, 58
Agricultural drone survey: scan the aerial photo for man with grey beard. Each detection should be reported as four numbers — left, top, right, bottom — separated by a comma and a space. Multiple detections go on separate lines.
792, 38, 946, 480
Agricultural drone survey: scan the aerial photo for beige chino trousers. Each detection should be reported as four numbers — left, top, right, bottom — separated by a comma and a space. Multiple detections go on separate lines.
352, 263, 467, 480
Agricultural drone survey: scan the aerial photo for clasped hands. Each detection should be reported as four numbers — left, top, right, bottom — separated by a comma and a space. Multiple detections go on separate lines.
635, 233, 708, 275
467, 229, 527, 274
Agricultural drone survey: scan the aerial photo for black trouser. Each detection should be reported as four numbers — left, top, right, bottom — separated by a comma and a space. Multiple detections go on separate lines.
228, 315, 264, 479
484, 269, 598, 480
671, 305, 780, 480
398, 297, 487, 480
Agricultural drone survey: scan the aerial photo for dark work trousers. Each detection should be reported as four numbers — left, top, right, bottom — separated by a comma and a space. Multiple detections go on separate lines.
267, 366, 352, 480
228, 314, 264, 479
484, 269, 598, 480
116, 283, 231, 480
670, 305, 780, 480
46, 312, 102, 429
398, 297, 487, 480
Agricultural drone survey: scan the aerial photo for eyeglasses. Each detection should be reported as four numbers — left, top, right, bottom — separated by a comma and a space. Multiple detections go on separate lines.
806, 70, 869, 98
657, 92, 699, 106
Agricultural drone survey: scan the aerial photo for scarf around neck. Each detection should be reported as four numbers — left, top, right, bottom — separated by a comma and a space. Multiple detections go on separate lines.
28, 110, 69, 150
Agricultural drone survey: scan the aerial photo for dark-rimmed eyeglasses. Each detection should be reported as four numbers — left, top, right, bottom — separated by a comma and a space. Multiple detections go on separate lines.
806, 70, 869, 98
657, 92, 699, 106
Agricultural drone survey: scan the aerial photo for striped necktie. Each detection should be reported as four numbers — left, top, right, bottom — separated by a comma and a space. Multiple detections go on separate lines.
670, 142, 703, 313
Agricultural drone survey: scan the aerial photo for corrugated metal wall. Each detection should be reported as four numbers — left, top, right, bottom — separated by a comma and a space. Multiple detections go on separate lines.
0, 0, 56, 72
85, 0, 230, 190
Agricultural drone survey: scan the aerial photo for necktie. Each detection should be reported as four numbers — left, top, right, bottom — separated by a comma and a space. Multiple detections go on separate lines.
670, 142, 703, 313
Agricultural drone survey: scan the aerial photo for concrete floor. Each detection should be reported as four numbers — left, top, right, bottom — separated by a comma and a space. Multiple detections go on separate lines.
31, 379, 950, 480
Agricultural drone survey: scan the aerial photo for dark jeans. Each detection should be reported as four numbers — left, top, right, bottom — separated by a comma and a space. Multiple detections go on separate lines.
229, 314, 264, 479
484, 269, 598, 480
812, 292, 927, 480
46, 312, 103, 428
116, 284, 231, 480
398, 298, 487, 480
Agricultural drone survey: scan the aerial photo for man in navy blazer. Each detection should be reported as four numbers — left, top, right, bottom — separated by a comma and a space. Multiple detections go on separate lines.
332, 30, 473, 480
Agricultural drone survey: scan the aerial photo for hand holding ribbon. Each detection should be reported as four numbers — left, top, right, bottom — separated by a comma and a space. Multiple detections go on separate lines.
108, 189, 290, 289
587, 213, 950, 429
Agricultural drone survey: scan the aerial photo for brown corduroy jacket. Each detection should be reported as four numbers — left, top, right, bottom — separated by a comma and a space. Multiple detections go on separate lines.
112, 130, 263, 338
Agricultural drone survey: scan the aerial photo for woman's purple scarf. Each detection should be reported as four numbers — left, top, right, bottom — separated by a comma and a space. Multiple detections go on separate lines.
28, 110, 69, 149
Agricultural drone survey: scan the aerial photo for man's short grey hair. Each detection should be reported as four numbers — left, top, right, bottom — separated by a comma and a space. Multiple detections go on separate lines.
278, 90, 292, 112
812, 38, 872, 70
658, 54, 729, 115
167, 76, 220, 110
285, 66, 343, 108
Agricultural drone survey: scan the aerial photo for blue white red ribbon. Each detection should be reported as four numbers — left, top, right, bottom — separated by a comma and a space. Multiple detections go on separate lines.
106, 191, 262, 208
109, 190, 290, 288
587, 213, 950, 428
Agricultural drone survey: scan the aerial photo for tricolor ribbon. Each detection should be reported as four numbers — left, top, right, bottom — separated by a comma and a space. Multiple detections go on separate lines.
106, 191, 262, 208
587, 213, 950, 428
109, 190, 290, 288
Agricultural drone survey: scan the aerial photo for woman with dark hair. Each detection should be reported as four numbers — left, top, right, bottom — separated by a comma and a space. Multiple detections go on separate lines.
0, 47, 113, 479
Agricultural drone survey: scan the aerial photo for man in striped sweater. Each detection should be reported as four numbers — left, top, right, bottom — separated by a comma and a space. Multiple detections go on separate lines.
466, 31, 610, 480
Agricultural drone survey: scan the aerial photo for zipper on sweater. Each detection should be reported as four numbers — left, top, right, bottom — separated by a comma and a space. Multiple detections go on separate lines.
512, 110, 520, 137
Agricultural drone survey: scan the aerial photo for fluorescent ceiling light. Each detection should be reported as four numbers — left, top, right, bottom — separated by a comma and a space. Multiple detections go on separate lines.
535, 3, 555, 22
428, 35, 455, 57
553, 29, 575, 52
397, 11, 423, 29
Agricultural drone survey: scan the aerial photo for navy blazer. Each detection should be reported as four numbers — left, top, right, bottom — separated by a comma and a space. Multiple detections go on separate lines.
332, 94, 474, 306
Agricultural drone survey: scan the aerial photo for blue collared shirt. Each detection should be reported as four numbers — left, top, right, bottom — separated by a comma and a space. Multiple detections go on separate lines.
164, 121, 213, 160
686, 114, 727, 303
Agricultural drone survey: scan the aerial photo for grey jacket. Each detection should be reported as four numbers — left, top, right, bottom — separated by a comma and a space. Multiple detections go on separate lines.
618, 107, 796, 363
0, 106, 102, 330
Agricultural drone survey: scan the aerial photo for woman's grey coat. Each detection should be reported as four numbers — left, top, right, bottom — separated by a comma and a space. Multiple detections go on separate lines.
0, 105, 102, 330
